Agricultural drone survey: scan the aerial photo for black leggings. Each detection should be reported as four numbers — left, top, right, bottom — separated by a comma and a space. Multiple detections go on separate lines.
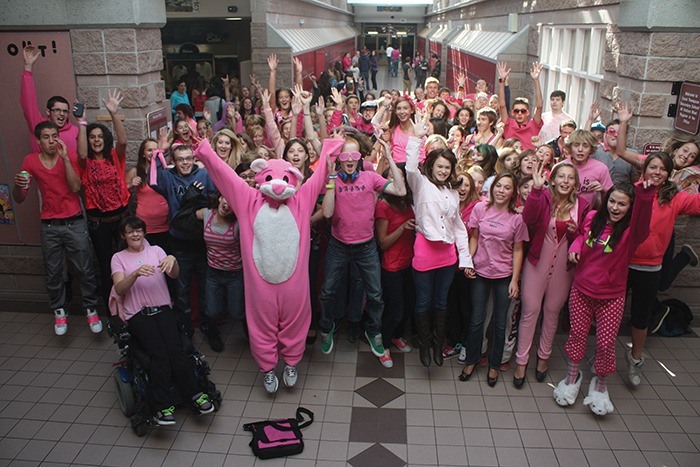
628, 268, 662, 330
128, 308, 198, 410
658, 231, 691, 291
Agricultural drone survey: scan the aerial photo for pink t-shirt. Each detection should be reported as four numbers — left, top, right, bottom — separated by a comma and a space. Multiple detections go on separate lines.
391, 126, 426, 163
504, 118, 543, 151
21, 151, 84, 219
332, 170, 388, 244
562, 157, 614, 207
375, 200, 415, 272
110, 245, 172, 321
469, 201, 530, 279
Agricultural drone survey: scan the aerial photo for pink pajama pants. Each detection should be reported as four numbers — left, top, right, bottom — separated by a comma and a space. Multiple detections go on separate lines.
564, 286, 625, 376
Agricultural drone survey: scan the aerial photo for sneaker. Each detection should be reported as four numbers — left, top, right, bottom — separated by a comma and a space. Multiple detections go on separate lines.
391, 337, 412, 353
379, 349, 394, 368
479, 354, 488, 367
682, 244, 699, 267
626, 351, 644, 387
263, 370, 279, 394
347, 321, 360, 343
86, 308, 102, 334
442, 343, 462, 360
321, 324, 335, 354
154, 406, 176, 425
649, 305, 671, 334
553, 371, 582, 407
192, 392, 214, 414
54, 308, 68, 336
457, 346, 467, 365
200, 322, 224, 352
499, 361, 511, 372
283, 364, 298, 388
365, 331, 385, 358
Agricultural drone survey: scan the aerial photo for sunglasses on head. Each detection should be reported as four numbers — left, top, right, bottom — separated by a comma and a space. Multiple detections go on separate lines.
338, 151, 361, 162
512, 108, 529, 114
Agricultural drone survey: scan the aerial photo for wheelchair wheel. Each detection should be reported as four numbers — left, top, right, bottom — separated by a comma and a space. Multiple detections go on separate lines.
113, 369, 136, 417
130, 416, 148, 437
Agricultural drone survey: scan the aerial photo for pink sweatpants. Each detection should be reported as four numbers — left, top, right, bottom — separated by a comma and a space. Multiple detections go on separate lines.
516, 233, 572, 366
564, 286, 625, 376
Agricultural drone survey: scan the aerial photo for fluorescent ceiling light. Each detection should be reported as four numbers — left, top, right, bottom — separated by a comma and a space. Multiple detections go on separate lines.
368, 31, 378, 35
226, 17, 242, 21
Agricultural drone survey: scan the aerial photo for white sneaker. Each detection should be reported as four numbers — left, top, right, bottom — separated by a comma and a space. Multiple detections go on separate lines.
458, 346, 467, 365
583, 377, 615, 415
54, 308, 68, 336
263, 370, 279, 394
283, 364, 297, 388
553, 371, 582, 407
626, 351, 644, 387
86, 308, 103, 334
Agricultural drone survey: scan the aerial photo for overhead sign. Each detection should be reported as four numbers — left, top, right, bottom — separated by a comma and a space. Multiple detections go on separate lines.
674, 82, 700, 135
643, 143, 661, 155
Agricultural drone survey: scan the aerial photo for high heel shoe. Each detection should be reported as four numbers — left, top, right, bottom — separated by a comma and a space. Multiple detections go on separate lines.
513, 364, 527, 389
535, 356, 548, 383
459, 365, 476, 382
487, 368, 499, 387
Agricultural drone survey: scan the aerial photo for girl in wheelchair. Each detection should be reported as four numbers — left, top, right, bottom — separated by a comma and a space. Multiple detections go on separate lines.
110, 216, 215, 425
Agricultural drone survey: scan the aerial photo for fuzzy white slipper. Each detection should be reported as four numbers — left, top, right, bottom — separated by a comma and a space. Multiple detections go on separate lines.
553, 371, 582, 407
583, 377, 615, 415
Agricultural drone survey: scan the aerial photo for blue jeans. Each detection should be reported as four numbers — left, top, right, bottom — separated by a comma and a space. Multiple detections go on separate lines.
412, 264, 455, 315
204, 267, 245, 323
466, 274, 512, 368
170, 237, 207, 315
319, 236, 383, 337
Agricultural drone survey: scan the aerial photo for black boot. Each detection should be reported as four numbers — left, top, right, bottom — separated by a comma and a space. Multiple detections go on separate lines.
433, 311, 447, 367
415, 313, 432, 367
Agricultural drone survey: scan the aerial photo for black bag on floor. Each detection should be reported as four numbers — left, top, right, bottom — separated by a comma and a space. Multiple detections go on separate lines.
243, 407, 314, 459
656, 299, 693, 337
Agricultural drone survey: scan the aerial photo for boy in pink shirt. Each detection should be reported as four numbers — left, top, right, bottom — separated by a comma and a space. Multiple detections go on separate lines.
497, 60, 544, 151
561, 130, 613, 208
319, 134, 406, 365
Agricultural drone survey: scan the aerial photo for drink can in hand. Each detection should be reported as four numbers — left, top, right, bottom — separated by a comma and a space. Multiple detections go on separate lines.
19, 171, 31, 187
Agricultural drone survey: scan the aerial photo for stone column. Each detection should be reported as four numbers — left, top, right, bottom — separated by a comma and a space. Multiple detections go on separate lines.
70, 28, 165, 162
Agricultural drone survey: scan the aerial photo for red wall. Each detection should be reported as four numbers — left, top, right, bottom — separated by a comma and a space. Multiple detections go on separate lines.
294, 38, 355, 89
446, 47, 497, 95
417, 36, 427, 57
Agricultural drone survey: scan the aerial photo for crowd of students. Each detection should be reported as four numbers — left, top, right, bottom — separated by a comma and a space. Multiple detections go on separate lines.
12, 44, 700, 419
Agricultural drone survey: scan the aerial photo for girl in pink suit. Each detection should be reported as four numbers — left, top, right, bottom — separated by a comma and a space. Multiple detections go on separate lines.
195, 137, 343, 393
513, 162, 589, 388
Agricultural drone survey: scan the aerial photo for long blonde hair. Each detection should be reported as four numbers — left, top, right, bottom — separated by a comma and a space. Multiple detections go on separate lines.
212, 128, 245, 169
549, 162, 579, 219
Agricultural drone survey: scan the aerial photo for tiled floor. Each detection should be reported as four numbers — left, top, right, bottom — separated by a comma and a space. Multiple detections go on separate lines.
1, 303, 700, 466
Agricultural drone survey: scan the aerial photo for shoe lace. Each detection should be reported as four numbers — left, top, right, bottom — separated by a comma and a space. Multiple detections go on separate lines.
264, 372, 276, 384
285, 366, 297, 377
160, 406, 175, 416
194, 393, 210, 407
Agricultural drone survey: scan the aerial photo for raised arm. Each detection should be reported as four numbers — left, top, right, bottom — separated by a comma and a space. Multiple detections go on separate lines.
584, 101, 601, 132
497, 61, 511, 126
104, 89, 127, 158
267, 54, 278, 112
293, 57, 304, 87
530, 62, 544, 126
20, 46, 44, 133
260, 88, 284, 156
76, 103, 88, 162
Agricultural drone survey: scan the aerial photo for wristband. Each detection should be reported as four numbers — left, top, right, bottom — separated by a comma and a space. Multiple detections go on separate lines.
328, 174, 337, 179
78, 121, 88, 126
325, 184, 335, 189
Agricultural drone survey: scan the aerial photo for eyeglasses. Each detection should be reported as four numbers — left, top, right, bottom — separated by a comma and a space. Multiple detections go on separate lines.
606, 128, 618, 136
50, 108, 69, 115
338, 151, 362, 162
512, 108, 529, 114
240, 173, 256, 180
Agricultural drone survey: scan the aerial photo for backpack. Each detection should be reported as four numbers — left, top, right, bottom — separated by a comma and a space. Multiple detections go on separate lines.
243, 407, 314, 459
656, 299, 694, 337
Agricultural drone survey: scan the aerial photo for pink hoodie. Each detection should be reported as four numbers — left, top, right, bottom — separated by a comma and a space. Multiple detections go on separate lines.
21, 70, 79, 154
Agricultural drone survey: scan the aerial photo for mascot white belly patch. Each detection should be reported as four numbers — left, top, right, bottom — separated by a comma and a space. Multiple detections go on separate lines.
252, 203, 300, 284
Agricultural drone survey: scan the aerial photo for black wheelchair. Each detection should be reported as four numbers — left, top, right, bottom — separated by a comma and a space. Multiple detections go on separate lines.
107, 312, 222, 436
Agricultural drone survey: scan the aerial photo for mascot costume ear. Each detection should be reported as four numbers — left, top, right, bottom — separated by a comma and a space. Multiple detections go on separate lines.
251, 158, 268, 173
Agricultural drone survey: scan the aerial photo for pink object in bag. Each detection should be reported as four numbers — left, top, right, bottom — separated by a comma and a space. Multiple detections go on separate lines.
243, 407, 314, 459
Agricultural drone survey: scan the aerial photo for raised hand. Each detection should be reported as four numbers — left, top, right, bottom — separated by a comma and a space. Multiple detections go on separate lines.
222, 74, 230, 87
588, 101, 601, 122
102, 89, 123, 115
291, 92, 303, 116
616, 100, 633, 123
330, 87, 344, 108
293, 57, 303, 74
497, 61, 511, 81
260, 89, 272, 110
457, 72, 466, 88
23, 45, 41, 68
56, 139, 69, 160
531, 135, 542, 147
532, 160, 546, 190
249, 74, 261, 89
411, 112, 429, 138
314, 97, 325, 116
267, 54, 278, 72
530, 61, 543, 81
158, 126, 172, 151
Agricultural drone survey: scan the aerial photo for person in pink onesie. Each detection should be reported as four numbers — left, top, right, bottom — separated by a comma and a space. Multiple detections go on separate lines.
194, 137, 343, 394
513, 162, 590, 388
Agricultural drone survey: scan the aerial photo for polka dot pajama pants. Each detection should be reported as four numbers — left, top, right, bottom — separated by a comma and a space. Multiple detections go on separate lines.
564, 286, 626, 376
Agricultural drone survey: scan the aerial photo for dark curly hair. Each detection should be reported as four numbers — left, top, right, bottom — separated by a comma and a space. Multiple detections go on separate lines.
86, 123, 115, 163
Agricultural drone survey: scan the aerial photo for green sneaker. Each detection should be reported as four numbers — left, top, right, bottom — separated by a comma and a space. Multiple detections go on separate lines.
154, 406, 176, 425
365, 331, 385, 357
321, 324, 335, 354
